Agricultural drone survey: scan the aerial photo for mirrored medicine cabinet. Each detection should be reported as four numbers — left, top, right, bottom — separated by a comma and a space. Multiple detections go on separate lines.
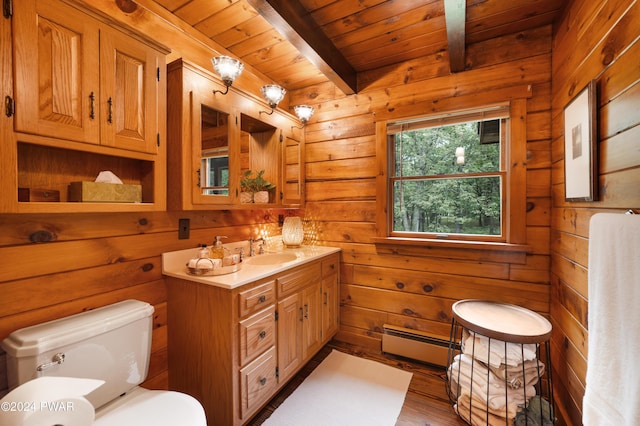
167, 59, 304, 210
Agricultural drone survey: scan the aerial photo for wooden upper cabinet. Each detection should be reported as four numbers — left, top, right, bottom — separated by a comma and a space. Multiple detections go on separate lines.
13, 0, 162, 154
13, 0, 100, 144
167, 58, 304, 210
281, 129, 305, 206
99, 26, 161, 154
5, 0, 169, 213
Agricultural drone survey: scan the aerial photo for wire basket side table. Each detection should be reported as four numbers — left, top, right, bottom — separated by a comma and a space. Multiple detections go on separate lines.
445, 300, 554, 426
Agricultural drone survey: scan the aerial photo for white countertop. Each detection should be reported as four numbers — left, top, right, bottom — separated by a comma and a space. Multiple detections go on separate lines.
162, 243, 341, 289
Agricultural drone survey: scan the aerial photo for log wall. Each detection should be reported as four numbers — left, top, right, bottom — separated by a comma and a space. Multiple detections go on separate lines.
290, 16, 556, 405
549, 1, 640, 424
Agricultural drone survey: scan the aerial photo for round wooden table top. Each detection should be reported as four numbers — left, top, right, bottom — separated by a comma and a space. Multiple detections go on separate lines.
452, 299, 552, 343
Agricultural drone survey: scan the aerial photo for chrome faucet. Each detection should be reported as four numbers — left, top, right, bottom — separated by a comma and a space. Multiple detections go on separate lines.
249, 238, 264, 256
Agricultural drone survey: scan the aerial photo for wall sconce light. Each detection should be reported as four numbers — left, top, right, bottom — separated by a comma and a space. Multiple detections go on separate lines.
259, 84, 286, 115
455, 146, 465, 165
211, 55, 244, 95
292, 105, 315, 129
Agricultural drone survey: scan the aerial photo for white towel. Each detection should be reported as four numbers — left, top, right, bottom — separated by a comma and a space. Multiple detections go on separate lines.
448, 354, 535, 418
463, 331, 537, 368
583, 213, 640, 426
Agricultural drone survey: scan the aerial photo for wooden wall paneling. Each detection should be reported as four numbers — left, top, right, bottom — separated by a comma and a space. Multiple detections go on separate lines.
0, 257, 162, 316
527, 140, 553, 170
508, 254, 550, 283
526, 196, 551, 226
305, 178, 377, 202
314, 221, 376, 244
551, 0, 635, 102
385, 313, 454, 342
305, 156, 377, 180
341, 251, 511, 280
352, 265, 549, 312
466, 25, 552, 69
0, 280, 167, 340
551, 275, 587, 329
552, 230, 589, 267
303, 201, 376, 222
600, 125, 640, 174
550, 1, 639, 422
342, 284, 457, 325
305, 136, 376, 163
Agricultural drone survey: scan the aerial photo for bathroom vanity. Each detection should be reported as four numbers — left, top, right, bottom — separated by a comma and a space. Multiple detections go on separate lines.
162, 245, 340, 425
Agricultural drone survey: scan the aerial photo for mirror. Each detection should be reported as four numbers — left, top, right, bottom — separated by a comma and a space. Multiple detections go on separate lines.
200, 105, 229, 196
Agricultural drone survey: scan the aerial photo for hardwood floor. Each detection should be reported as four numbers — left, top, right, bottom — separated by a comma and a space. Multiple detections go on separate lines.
248, 340, 467, 426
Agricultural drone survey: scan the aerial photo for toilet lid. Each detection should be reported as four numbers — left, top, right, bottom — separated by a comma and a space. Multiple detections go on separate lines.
93, 387, 206, 426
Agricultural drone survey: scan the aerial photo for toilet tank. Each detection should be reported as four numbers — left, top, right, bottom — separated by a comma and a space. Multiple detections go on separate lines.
0, 300, 154, 409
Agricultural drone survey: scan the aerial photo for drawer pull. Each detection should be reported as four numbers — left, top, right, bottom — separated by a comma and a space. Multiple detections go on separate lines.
260, 377, 267, 386
89, 92, 95, 119
258, 295, 266, 303
259, 330, 266, 339
107, 97, 113, 123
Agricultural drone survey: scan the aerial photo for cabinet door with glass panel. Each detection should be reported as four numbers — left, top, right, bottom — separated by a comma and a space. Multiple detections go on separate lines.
167, 59, 240, 209
191, 97, 239, 205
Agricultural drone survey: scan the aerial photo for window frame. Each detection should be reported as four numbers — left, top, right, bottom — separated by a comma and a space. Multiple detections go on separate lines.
374, 100, 528, 251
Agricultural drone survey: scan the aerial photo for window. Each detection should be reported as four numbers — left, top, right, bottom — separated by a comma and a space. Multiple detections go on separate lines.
376, 101, 527, 248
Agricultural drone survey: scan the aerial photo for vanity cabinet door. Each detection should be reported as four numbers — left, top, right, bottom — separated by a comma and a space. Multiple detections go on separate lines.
277, 292, 303, 383
321, 255, 340, 342
302, 280, 322, 360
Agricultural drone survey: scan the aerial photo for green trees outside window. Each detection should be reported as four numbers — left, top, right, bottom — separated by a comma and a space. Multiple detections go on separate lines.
390, 119, 505, 237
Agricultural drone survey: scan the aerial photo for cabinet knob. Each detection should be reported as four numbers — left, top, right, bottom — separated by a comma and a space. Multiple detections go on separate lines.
259, 330, 266, 339
258, 295, 266, 303
260, 377, 267, 386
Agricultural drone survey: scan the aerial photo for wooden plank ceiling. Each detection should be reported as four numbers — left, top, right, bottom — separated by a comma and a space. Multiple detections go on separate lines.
151, 0, 566, 94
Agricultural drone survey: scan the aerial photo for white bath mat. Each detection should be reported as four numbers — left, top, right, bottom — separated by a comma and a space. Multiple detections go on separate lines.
262, 349, 413, 426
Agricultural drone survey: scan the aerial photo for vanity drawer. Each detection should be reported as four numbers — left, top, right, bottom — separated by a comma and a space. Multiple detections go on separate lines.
239, 306, 276, 365
239, 346, 277, 420
238, 280, 276, 318
322, 254, 339, 277
276, 262, 321, 297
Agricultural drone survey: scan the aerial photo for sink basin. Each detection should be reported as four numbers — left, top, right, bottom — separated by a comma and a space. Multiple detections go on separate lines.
245, 252, 298, 265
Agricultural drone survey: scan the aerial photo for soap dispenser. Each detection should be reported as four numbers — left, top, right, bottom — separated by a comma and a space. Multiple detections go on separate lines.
210, 236, 226, 259
197, 244, 210, 259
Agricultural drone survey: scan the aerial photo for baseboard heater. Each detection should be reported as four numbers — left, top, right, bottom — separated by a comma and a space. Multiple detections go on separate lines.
382, 324, 455, 367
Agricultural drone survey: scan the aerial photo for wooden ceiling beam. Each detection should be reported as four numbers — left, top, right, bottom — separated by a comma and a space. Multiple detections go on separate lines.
444, 0, 467, 73
246, 0, 357, 94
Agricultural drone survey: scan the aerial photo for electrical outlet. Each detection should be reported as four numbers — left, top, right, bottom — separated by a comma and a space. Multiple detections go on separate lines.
178, 218, 190, 239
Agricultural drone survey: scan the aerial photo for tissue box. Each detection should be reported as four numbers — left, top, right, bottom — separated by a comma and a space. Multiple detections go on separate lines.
68, 182, 142, 203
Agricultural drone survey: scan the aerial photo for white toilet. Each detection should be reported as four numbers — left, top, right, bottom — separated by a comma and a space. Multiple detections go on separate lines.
1, 300, 206, 425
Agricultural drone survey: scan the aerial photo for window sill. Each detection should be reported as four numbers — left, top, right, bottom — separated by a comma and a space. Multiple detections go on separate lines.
372, 237, 531, 263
